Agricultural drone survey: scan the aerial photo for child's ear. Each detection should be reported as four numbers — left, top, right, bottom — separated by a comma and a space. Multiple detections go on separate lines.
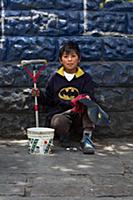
78, 58, 81, 64
59, 58, 62, 64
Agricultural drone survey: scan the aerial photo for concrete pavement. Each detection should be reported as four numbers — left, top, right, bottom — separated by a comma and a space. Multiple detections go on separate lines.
0, 137, 133, 200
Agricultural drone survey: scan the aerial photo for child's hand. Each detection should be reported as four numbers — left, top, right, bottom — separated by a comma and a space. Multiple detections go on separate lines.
85, 95, 91, 99
71, 94, 91, 113
71, 94, 90, 106
31, 88, 40, 97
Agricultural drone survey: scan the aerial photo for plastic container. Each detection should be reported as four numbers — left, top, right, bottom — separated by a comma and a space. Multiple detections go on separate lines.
27, 127, 54, 154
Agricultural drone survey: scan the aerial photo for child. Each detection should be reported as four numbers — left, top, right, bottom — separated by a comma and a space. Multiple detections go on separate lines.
39, 41, 96, 154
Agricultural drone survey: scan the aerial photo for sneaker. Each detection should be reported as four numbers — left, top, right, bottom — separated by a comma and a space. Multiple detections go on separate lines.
81, 136, 95, 154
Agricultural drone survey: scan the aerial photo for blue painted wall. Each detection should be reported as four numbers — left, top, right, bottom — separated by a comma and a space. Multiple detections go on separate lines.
0, 0, 133, 137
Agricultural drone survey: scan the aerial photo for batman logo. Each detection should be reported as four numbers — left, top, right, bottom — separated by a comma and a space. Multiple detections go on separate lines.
58, 87, 79, 100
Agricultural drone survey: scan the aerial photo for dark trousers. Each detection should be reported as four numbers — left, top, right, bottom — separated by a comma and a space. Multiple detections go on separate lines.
50, 110, 94, 142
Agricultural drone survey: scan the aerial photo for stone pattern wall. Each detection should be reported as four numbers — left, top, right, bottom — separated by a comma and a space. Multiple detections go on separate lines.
0, 0, 133, 137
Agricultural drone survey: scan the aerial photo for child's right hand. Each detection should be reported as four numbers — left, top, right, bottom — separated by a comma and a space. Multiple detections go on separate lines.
31, 88, 40, 97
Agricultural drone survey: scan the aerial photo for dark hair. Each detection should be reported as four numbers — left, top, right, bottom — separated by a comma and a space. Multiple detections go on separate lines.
59, 41, 80, 60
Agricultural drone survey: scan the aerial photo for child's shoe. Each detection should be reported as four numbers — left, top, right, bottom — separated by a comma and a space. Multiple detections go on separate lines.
81, 133, 95, 154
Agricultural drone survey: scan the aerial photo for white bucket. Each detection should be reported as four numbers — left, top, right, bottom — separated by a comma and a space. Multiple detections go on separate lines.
27, 127, 55, 154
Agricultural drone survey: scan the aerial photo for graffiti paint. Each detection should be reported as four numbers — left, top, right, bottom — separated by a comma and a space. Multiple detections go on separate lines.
83, 0, 88, 33
82, 0, 133, 38
0, 0, 5, 49
0, 7, 59, 48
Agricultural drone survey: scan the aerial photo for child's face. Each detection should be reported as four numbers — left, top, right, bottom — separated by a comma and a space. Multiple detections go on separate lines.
60, 50, 80, 73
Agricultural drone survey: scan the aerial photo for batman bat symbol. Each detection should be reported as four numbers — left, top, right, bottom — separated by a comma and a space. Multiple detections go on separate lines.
58, 87, 79, 100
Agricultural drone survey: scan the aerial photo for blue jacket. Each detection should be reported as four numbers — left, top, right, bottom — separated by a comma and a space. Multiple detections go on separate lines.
41, 66, 96, 125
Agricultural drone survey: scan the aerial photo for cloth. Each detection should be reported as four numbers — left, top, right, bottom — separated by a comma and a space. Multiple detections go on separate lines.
71, 94, 87, 113
70, 94, 110, 126
78, 97, 111, 127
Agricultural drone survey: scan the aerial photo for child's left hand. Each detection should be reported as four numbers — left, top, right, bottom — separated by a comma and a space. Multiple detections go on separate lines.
31, 88, 40, 97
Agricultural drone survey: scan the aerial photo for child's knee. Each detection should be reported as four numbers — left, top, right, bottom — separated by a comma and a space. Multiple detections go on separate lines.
50, 114, 63, 128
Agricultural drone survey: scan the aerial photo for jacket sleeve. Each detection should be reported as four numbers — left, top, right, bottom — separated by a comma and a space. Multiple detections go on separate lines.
44, 75, 56, 106
37, 74, 55, 107
82, 73, 97, 101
